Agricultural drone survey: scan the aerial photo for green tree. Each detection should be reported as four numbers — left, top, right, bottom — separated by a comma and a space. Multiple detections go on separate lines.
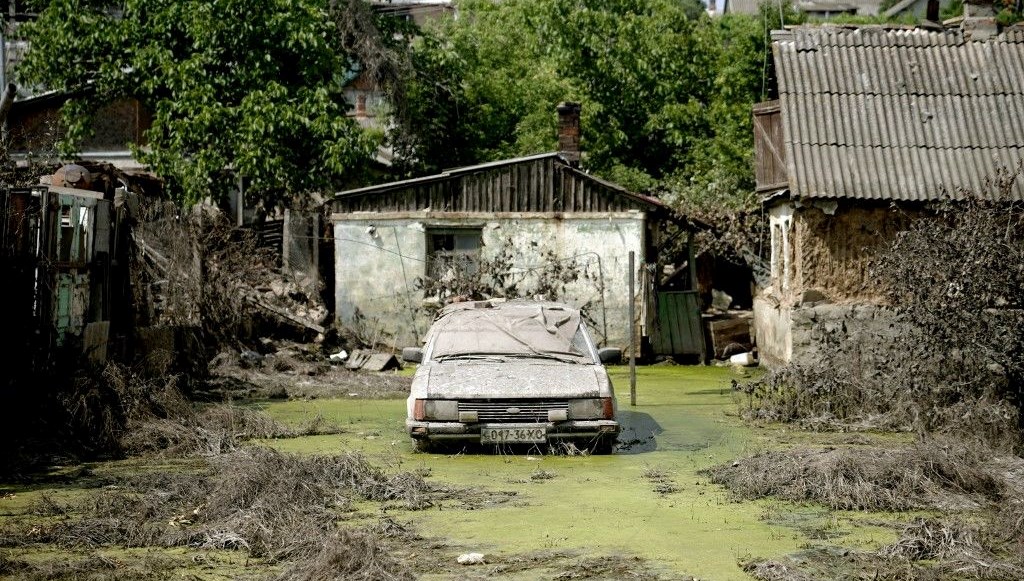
17, 0, 406, 208
539, 0, 715, 188
390, 0, 579, 175
393, 0, 776, 204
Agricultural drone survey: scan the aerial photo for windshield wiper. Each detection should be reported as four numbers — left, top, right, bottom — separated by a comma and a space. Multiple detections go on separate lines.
433, 354, 508, 362
503, 353, 583, 364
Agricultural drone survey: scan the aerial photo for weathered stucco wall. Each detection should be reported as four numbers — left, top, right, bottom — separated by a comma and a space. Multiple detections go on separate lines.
755, 201, 917, 367
333, 213, 645, 349
796, 204, 911, 303
334, 219, 427, 346
752, 296, 792, 366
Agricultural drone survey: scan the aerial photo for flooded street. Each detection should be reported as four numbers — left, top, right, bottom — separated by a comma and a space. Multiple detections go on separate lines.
260, 366, 892, 580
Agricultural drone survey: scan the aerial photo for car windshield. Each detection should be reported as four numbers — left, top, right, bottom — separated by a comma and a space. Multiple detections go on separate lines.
428, 305, 594, 364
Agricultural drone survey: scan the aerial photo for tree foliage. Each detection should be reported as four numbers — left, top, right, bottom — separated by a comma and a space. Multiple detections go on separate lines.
17, 0, 408, 208
389, 0, 580, 174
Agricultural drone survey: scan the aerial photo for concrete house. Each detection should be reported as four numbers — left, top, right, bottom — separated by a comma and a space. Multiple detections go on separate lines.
752, 22, 1024, 366
329, 104, 705, 355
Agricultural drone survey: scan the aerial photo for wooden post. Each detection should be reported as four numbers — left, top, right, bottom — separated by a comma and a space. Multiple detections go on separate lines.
629, 251, 637, 406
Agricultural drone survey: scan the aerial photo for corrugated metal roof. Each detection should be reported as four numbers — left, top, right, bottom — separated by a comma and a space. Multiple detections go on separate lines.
775, 26, 1024, 201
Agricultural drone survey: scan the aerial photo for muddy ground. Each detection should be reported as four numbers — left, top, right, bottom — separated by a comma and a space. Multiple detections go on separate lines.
2, 365, 1021, 580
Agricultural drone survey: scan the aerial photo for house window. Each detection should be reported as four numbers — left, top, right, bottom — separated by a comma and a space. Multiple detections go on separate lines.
426, 227, 482, 281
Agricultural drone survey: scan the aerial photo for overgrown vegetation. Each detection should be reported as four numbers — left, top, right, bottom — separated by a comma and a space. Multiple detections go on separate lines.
393, 1, 794, 200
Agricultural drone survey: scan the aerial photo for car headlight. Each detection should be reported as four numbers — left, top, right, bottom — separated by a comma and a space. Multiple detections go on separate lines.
568, 398, 614, 420
413, 399, 458, 421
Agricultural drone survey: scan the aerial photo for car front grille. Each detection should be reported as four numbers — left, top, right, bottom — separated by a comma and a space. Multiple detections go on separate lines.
459, 399, 568, 422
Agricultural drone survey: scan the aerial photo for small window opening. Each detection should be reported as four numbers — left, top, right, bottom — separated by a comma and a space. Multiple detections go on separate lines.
427, 228, 482, 281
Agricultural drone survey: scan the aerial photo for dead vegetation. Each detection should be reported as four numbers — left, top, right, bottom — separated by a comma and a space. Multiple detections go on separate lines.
0, 551, 183, 581
47, 360, 346, 461
711, 439, 1024, 580
703, 439, 1003, 511
2, 447, 431, 579
743, 516, 1024, 581
133, 203, 331, 350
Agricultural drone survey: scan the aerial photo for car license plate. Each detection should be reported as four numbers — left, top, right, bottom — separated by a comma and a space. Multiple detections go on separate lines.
480, 425, 546, 444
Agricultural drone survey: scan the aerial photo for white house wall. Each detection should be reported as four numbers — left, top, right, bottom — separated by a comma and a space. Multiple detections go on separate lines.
333, 213, 646, 349
753, 202, 796, 365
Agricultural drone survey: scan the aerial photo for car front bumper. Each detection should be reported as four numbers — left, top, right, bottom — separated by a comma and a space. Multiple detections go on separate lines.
406, 419, 620, 442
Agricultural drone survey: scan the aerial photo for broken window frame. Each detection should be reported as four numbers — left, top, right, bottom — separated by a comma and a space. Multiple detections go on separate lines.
425, 226, 483, 282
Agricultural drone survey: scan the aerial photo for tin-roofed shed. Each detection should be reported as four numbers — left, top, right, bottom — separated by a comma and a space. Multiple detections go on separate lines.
329, 149, 704, 356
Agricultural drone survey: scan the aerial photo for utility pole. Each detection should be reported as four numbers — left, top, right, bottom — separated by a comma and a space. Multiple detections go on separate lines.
628, 250, 636, 406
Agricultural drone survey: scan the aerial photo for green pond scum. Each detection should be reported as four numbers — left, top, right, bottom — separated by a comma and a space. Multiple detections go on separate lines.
0, 366, 901, 580
260, 365, 897, 580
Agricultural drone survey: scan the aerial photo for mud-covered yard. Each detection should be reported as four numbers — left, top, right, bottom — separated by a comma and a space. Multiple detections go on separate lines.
2, 365, 1021, 580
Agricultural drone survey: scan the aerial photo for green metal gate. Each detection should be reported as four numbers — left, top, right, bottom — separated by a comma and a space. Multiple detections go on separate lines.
651, 290, 704, 359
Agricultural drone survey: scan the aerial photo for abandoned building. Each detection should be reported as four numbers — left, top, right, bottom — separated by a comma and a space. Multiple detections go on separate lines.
752, 21, 1024, 366
1, 164, 146, 372
329, 103, 705, 356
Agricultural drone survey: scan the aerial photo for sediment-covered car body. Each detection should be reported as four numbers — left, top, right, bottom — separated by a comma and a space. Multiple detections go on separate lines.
404, 300, 621, 453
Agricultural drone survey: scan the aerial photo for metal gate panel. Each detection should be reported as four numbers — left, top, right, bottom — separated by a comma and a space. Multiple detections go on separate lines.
651, 291, 704, 357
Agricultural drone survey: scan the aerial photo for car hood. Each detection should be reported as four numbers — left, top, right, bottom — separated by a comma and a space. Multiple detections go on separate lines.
416, 361, 608, 399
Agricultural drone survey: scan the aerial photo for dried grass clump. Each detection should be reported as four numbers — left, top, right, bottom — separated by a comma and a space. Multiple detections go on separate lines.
878, 517, 1024, 581
0, 550, 181, 580
273, 529, 414, 581
880, 518, 982, 561
122, 403, 341, 457
704, 440, 1003, 511
741, 559, 817, 581
28, 447, 431, 563
996, 501, 1024, 543
50, 362, 192, 456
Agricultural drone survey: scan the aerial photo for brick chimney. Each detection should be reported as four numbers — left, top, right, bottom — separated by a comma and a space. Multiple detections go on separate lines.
556, 102, 581, 167
961, 0, 998, 41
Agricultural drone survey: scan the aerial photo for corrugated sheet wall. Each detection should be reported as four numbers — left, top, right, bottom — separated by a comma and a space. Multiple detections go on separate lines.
334, 158, 649, 214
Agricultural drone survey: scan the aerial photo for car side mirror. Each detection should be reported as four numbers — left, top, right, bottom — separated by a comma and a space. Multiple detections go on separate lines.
598, 348, 621, 365
401, 347, 423, 364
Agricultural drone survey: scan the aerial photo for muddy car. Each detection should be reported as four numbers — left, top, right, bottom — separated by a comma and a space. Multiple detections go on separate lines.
402, 300, 621, 453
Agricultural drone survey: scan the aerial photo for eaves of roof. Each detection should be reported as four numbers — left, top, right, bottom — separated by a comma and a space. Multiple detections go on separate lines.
333, 152, 563, 199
